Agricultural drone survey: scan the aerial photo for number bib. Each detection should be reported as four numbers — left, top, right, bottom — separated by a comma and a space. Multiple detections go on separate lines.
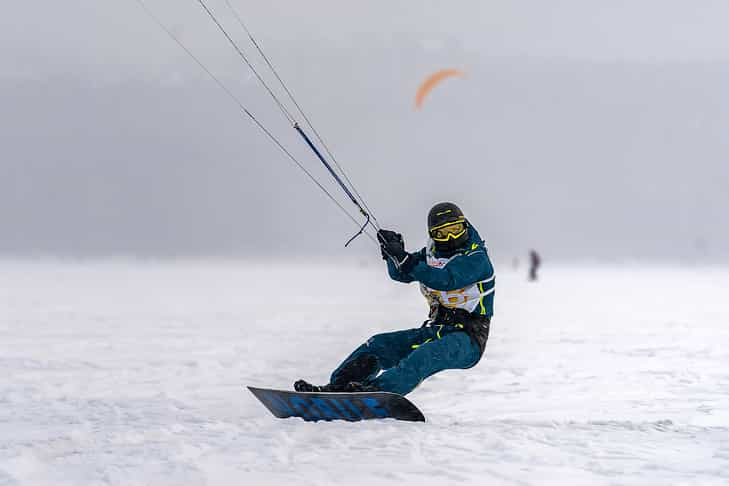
419, 248, 494, 314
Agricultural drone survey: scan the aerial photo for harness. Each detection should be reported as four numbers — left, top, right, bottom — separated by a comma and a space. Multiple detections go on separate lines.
426, 306, 490, 354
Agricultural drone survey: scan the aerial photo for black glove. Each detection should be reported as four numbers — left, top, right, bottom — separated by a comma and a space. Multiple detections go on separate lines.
377, 229, 406, 261
377, 229, 417, 273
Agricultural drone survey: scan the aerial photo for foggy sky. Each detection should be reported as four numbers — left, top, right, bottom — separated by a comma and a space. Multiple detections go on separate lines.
2, 1, 729, 261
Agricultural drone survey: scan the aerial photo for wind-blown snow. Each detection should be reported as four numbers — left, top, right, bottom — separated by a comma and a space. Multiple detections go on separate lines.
1, 260, 728, 485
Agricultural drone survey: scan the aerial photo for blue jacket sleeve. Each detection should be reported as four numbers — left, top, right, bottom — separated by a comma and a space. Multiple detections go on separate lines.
408, 248, 494, 291
385, 248, 426, 283
386, 257, 415, 282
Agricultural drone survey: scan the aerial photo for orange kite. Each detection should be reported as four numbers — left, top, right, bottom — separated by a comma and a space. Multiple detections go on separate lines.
415, 69, 465, 109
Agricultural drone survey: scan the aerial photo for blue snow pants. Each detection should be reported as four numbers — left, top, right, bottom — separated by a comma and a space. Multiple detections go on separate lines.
330, 324, 484, 396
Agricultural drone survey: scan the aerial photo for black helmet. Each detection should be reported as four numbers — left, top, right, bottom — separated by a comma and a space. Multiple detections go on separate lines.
427, 202, 469, 256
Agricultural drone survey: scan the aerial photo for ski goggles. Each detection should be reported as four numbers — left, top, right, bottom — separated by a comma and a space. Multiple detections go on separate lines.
429, 220, 467, 241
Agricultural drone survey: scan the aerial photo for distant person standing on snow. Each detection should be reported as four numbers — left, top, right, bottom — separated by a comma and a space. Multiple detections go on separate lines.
295, 202, 495, 396
529, 249, 541, 281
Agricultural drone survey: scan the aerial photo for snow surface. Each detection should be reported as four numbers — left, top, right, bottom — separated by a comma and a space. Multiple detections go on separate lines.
1, 260, 728, 485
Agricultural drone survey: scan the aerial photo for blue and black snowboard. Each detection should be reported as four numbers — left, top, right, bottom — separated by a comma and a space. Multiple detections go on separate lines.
247, 386, 425, 422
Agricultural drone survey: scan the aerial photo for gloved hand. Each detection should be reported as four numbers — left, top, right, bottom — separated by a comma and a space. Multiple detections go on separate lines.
377, 229, 406, 261
377, 229, 417, 273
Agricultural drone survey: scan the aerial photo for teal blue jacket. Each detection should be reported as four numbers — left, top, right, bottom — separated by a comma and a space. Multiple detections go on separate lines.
385, 226, 495, 317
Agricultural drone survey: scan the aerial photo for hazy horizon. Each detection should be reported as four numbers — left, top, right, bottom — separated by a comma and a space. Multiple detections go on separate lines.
2, 1, 728, 262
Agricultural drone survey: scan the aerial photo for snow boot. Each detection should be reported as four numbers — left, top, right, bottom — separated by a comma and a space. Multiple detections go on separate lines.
294, 354, 379, 393
293, 379, 378, 393
343, 381, 379, 393
293, 380, 349, 393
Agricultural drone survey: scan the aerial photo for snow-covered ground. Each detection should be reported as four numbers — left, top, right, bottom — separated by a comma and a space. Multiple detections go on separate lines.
1, 260, 728, 485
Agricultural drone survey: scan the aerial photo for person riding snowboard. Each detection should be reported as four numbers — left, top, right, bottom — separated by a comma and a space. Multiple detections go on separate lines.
294, 202, 495, 396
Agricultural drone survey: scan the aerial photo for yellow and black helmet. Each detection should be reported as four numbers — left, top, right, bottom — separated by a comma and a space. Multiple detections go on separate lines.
427, 202, 469, 254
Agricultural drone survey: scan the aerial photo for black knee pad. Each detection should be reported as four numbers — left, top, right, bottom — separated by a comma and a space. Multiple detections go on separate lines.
332, 353, 379, 386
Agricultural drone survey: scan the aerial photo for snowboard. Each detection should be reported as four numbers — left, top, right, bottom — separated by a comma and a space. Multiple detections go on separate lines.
247, 386, 425, 422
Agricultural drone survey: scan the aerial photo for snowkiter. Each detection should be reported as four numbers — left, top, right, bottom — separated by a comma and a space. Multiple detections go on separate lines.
528, 249, 541, 281
294, 202, 495, 396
